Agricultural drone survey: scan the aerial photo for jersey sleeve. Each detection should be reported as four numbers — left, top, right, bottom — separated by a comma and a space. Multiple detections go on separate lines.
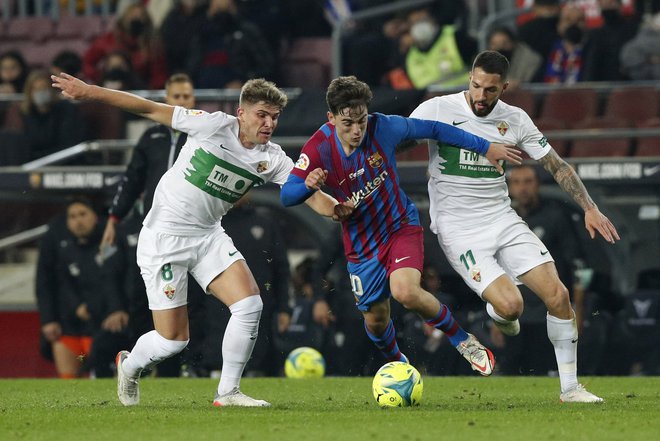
269, 148, 295, 186
517, 111, 552, 160
289, 131, 325, 179
171, 106, 230, 139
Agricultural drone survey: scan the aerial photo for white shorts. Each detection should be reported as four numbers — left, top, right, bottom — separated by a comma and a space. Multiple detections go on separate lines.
435, 208, 554, 297
136, 225, 244, 310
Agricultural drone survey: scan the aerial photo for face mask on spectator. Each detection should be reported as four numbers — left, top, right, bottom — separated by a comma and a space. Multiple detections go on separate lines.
32, 90, 52, 107
129, 19, 146, 37
410, 20, 438, 49
563, 25, 583, 45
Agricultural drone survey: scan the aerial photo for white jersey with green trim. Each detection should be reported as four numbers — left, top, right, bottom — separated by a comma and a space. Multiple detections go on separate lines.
410, 91, 552, 231
144, 106, 293, 235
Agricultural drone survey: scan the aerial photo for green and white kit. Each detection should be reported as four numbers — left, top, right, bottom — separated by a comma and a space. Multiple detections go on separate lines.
410, 92, 554, 295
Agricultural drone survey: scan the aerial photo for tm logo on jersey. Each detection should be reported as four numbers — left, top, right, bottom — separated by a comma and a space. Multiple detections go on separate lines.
347, 170, 389, 207
185, 148, 264, 203
459, 150, 500, 172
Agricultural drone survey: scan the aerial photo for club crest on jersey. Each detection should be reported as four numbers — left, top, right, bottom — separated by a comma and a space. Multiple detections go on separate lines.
295, 153, 310, 170
497, 121, 509, 136
367, 152, 383, 168
471, 269, 481, 283
164, 284, 176, 299
257, 161, 269, 173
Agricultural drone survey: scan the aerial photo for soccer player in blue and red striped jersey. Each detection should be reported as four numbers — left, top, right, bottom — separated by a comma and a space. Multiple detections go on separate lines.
281, 76, 522, 375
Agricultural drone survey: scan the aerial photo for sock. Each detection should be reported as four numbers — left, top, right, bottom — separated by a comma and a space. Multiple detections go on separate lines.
122, 330, 189, 378
546, 313, 579, 393
364, 320, 407, 363
217, 295, 263, 396
487, 302, 513, 324
425, 304, 469, 347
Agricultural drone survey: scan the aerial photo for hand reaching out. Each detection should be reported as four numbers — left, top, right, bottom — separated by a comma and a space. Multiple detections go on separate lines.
485, 143, 522, 174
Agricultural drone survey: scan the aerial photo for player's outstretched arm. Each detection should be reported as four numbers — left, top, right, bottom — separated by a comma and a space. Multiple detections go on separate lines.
485, 143, 522, 174
538, 148, 620, 244
51, 72, 174, 127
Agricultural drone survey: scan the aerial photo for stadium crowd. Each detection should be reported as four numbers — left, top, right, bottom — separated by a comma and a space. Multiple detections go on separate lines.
0, 0, 657, 380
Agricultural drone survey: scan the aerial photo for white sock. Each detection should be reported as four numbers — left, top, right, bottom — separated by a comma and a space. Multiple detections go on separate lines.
546, 313, 579, 393
217, 295, 263, 396
486, 302, 513, 324
122, 330, 189, 378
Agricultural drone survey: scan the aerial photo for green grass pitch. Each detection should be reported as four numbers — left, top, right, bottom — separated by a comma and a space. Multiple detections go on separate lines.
1, 376, 658, 441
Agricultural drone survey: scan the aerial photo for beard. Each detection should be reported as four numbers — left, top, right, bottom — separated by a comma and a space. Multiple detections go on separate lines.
469, 95, 498, 117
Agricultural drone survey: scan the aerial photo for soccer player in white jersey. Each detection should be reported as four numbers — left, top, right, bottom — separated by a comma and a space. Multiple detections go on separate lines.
52, 73, 341, 407
410, 51, 620, 403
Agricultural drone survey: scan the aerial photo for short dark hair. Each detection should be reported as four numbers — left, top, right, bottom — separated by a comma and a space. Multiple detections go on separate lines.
472, 50, 510, 80
326, 76, 373, 115
240, 78, 288, 109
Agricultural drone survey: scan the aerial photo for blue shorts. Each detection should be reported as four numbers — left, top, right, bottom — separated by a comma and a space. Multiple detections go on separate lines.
347, 226, 424, 311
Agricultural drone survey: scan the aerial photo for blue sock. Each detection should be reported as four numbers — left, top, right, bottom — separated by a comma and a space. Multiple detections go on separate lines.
364, 320, 407, 363
425, 304, 469, 347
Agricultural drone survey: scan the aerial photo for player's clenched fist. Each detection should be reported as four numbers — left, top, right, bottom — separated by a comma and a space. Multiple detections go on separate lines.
305, 168, 328, 190
332, 201, 354, 222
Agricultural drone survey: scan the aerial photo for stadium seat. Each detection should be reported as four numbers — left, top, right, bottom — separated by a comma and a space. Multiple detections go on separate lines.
53, 15, 104, 41
539, 88, 599, 128
635, 117, 660, 157
279, 38, 332, 88
570, 117, 632, 158
6, 17, 54, 43
534, 117, 569, 157
502, 88, 537, 118
604, 87, 659, 126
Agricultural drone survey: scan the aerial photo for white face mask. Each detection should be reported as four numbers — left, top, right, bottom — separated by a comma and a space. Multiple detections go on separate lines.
410, 20, 438, 48
32, 90, 52, 107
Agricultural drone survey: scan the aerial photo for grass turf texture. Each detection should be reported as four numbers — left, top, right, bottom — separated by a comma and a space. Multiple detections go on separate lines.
1, 377, 658, 441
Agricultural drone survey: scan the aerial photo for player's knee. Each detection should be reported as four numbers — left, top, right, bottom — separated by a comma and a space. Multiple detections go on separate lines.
544, 283, 570, 313
496, 296, 524, 320
390, 284, 418, 309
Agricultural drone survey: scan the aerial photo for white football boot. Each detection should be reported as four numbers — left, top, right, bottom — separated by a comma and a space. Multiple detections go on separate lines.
560, 384, 604, 403
116, 351, 140, 406
457, 334, 495, 376
213, 388, 271, 407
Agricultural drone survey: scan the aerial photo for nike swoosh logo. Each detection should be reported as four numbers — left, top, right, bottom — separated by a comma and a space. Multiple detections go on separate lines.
338, 179, 346, 185
220, 144, 231, 151
394, 256, 411, 263
229, 250, 238, 256
571, 339, 578, 344
452, 120, 468, 126
540, 250, 549, 255
643, 165, 660, 176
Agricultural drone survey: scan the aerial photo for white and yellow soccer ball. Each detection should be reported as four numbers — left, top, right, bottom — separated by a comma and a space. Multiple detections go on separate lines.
372, 361, 423, 407
284, 347, 326, 378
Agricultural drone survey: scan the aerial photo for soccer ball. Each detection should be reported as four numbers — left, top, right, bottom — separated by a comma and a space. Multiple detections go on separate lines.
284, 347, 325, 378
372, 361, 423, 407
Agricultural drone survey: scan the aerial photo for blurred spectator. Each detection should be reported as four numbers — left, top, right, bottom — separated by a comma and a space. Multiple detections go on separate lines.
36, 198, 130, 378
400, 7, 476, 89
0, 51, 29, 95
188, 0, 275, 89
517, 0, 562, 62
160, 0, 206, 76
620, 11, 660, 80
281, 0, 332, 38
544, 4, 587, 84
4, 70, 85, 161
494, 165, 584, 376
487, 26, 543, 88
582, 0, 639, 81
83, 2, 168, 89
99, 50, 146, 90
50, 51, 83, 78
